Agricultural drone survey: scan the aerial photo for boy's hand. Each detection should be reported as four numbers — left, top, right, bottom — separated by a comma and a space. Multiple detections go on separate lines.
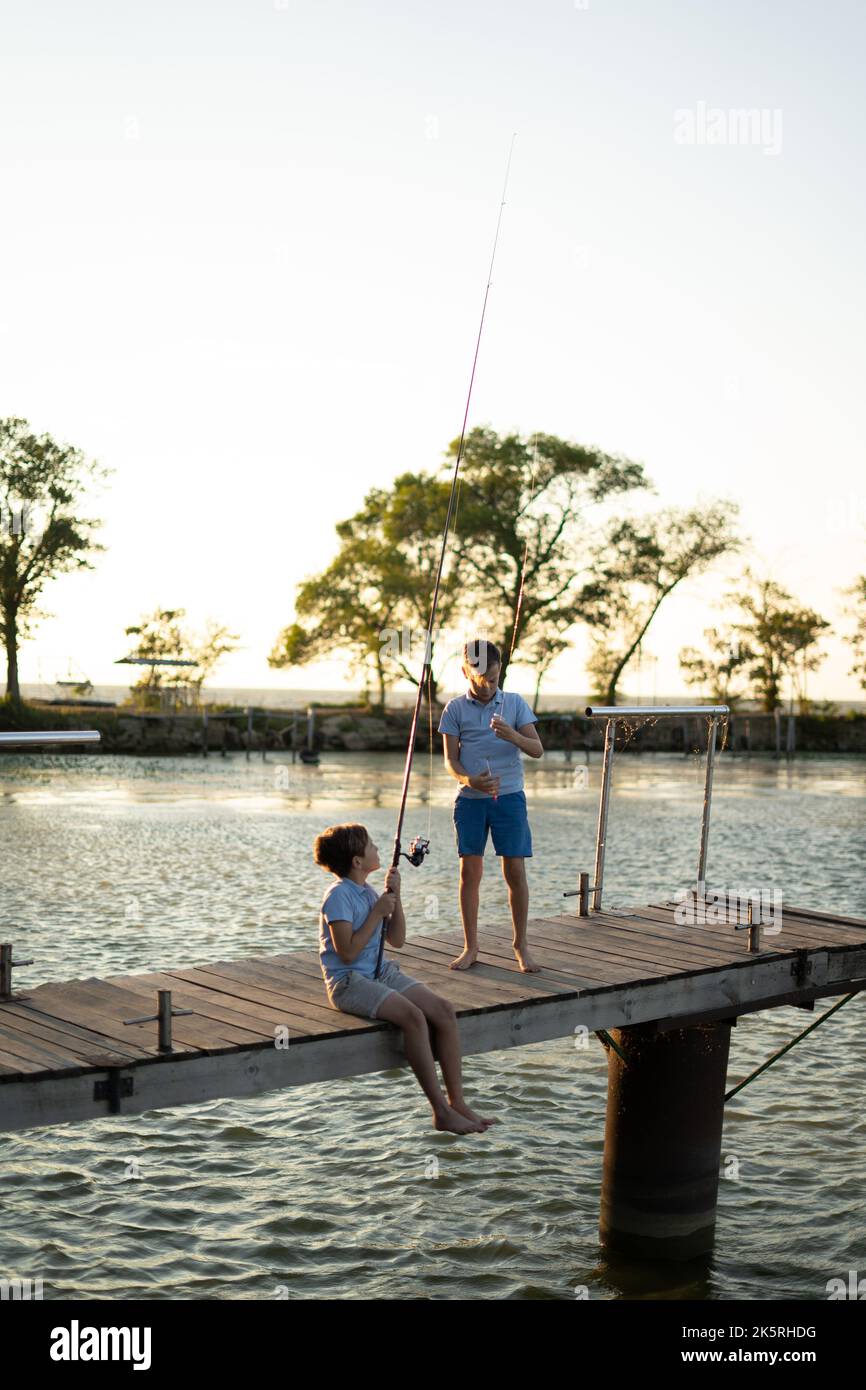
490, 714, 516, 743
468, 772, 500, 794
376, 891, 397, 918
384, 867, 401, 897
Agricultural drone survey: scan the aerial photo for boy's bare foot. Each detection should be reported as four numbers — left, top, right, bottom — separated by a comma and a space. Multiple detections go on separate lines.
449, 946, 478, 970
450, 1100, 499, 1129
433, 1105, 485, 1135
514, 947, 541, 973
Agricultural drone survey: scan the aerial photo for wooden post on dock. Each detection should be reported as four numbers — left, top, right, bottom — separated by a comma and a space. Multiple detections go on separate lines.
599, 1018, 733, 1260
578, 872, 590, 917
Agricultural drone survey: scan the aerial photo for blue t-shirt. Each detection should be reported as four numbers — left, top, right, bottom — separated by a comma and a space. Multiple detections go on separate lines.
438, 687, 537, 799
319, 877, 382, 987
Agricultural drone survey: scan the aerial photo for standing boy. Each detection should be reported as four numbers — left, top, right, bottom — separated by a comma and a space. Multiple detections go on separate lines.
438, 639, 543, 972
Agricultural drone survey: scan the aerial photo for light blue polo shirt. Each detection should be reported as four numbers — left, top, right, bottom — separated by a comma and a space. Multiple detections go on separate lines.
319, 877, 382, 987
438, 687, 537, 800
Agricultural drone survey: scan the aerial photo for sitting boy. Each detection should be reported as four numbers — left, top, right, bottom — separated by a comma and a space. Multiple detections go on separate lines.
314, 821, 496, 1135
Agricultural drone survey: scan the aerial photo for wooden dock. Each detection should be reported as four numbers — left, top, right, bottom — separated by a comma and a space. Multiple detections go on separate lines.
3, 897, 864, 1260
2, 899, 864, 1132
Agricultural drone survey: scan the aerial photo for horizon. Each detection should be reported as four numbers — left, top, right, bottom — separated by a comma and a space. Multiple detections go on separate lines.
19, 679, 866, 714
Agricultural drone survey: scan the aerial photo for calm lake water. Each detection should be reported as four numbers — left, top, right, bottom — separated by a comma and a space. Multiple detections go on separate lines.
1, 749, 864, 1300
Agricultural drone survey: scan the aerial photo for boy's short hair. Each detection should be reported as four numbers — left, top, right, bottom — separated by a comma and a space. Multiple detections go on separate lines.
313, 822, 369, 878
463, 638, 501, 674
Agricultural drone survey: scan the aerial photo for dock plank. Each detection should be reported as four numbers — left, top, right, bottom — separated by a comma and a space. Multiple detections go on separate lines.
3, 1000, 153, 1061
107, 970, 335, 1041
528, 914, 743, 970
636, 904, 843, 949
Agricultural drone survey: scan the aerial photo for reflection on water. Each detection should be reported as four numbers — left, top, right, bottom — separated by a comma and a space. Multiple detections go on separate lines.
0, 751, 864, 1299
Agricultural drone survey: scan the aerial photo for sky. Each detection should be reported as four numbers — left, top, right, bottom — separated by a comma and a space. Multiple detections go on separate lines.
1, 0, 864, 701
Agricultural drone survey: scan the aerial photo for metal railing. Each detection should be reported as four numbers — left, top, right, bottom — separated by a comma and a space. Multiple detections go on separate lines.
0, 730, 101, 747
571, 705, 729, 913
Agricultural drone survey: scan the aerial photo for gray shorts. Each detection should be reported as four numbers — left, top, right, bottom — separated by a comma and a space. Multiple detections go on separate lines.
327, 958, 420, 1019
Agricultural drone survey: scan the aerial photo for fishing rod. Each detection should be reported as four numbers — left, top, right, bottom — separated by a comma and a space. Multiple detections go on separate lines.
375, 134, 516, 978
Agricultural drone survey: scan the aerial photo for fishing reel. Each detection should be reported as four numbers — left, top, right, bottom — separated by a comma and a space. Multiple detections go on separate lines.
401, 836, 431, 868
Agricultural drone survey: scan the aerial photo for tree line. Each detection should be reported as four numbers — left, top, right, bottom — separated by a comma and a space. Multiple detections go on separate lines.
2, 415, 865, 713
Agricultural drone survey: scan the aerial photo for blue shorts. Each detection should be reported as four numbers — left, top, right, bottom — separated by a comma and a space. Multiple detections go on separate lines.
453, 790, 533, 858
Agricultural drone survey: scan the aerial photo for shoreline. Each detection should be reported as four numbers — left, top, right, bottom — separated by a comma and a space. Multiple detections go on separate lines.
2, 704, 866, 756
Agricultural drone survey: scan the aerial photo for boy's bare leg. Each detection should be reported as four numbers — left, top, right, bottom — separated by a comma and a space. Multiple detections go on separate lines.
502, 857, 540, 972
452, 854, 483, 969
403, 984, 498, 1128
375, 992, 484, 1134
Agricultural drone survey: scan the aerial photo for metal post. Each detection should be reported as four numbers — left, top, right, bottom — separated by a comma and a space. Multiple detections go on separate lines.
697, 716, 718, 888
592, 719, 617, 911
306, 705, 315, 752
123, 989, 193, 1053
157, 990, 173, 1051
599, 1019, 733, 1259
786, 714, 796, 756
246, 706, 253, 762
0, 943, 34, 999
578, 871, 590, 917
748, 898, 762, 953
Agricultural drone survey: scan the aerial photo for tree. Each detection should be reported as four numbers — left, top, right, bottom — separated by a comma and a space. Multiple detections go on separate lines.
679, 627, 749, 706
123, 608, 238, 708
189, 619, 240, 697
269, 540, 402, 708
0, 417, 106, 702
435, 427, 650, 689
270, 474, 468, 707
842, 576, 866, 692
728, 573, 829, 712
680, 572, 830, 712
578, 501, 741, 705
271, 427, 651, 705
515, 620, 573, 708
